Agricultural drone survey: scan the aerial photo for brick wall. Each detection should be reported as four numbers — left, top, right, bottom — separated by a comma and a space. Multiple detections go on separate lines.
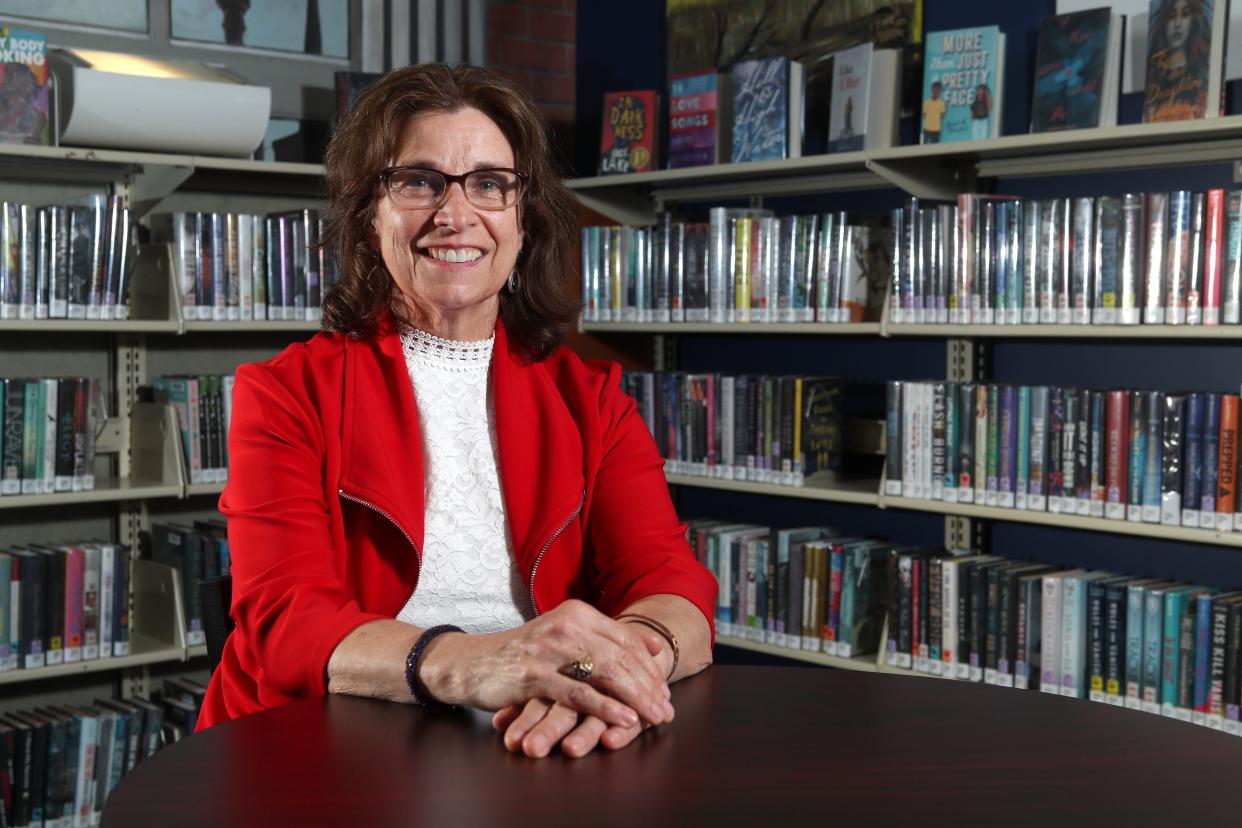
487, 0, 576, 170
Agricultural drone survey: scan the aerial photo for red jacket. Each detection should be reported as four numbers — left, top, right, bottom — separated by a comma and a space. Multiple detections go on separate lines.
198, 315, 717, 729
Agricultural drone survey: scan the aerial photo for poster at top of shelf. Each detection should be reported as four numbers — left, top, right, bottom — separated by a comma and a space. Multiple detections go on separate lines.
1143, 0, 1228, 121
1030, 9, 1123, 133
827, 43, 900, 153
666, 0, 923, 152
0, 26, 49, 145
921, 26, 1005, 144
171, 0, 349, 60
598, 90, 660, 175
1058, 0, 1242, 94
0, 0, 147, 32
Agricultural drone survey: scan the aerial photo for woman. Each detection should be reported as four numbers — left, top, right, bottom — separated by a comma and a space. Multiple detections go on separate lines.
197, 63, 717, 760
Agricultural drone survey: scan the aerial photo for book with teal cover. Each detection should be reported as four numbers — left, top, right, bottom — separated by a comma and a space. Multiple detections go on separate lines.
1031, 8, 1118, 132
921, 26, 1005, 144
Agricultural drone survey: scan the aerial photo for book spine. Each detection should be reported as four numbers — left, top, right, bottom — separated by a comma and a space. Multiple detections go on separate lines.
1016, 386, 1030, 509
1040, 575, 1062, 694
1203, 189, 1224, 325
1022, 200, 1040, 323
1143, 589, 1166, 713
1162, 591, 1187, 712
1105, 582, 1127, 703
1089, 390, 1106, 517
1088, 579, 1108, 701
1093, 195, 1120, 323
945, 381, 959, 502
1144, 192, 1169, 323
1047, 387, 1065, 513
1161, 395, 1186, 526
958, 383, 976, 503
1202, 393, 1221, 518
1074, 388, 1091, 514
1165, 191, 1192, 324
1028, 385, 1049, 511
1142, 391, 1165, 523
931, 383, 946, 501
974, 384, 989, 505
1070, 196, 1093, 324
1119, 193, 1145, 324
1225, 190, 1242, 324
1218, 394, 1239, 530
1060, 576, 1085, 698
999, 385, 1017, 508
1182, 392, 1205, 527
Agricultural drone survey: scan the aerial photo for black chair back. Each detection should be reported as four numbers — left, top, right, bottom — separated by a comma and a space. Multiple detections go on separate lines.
198, 574, 234, 674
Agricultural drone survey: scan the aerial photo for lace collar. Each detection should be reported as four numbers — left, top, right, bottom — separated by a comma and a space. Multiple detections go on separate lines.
398, 323, 494, 370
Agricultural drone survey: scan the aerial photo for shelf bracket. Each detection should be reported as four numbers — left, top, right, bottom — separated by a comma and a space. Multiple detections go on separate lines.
574, 188, 656, 226
124, 163, 195, 218
866, 158, 964, 201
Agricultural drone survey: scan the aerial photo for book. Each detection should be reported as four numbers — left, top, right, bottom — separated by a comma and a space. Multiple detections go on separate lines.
598, 90, 660, 175
1143, 0, 1228, 122
826, 43, 900, 153
0, 27, 50, 145
668, 71, 731, 168
1031, 8, 1123, 132
921, 26, 1005, 143
731, 57, 804, 162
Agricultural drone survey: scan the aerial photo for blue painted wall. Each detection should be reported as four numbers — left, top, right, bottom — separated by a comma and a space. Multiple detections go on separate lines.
575, 1, 1242, 589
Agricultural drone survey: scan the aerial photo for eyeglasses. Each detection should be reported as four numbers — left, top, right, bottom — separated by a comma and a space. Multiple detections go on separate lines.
378, 166, 528, 210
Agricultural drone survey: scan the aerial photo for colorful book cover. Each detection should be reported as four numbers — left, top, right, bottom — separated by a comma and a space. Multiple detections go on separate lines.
921, 26, 1004, 143
1031, 9, 1116, 132
0, 28, 50, 145
731, 57, 802, 162
1143, 0, 1226, 122
826, 43, 898, 154
598, 90, 659, 175
668, 71, 729, 168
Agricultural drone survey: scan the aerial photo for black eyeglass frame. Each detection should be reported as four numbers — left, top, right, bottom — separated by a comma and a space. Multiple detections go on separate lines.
377, 165, 529, 210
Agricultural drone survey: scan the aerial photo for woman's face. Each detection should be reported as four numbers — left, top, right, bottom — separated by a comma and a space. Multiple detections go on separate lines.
1167, 0, 1193, 51
372, 107, 523, 328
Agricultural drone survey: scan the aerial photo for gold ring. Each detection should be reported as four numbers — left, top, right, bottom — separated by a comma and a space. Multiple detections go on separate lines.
569, 655, 593, 681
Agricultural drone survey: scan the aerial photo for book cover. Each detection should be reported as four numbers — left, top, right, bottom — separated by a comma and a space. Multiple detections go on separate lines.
0, 28, 50, 145
922, 26, 1004, 143
668, 70, 731, 168
598, 90, 659, 175
827, 43, 899, 153
1143, 0, 1228, 122
731, 57, 803, 163
1031, 8, 1120, 132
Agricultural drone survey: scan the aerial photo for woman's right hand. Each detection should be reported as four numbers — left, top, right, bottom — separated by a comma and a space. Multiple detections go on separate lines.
416, 599, 674, 729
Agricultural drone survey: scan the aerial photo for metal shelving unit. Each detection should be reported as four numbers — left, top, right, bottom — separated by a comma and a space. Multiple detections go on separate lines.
664, 473, 880, 506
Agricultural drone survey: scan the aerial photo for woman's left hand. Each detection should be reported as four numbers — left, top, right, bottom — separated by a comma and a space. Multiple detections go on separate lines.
491, 698, 652, 758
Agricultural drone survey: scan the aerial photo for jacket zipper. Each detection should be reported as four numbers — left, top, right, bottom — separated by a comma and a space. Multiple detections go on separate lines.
339, 489, 422, 592
527, 489, 586, 617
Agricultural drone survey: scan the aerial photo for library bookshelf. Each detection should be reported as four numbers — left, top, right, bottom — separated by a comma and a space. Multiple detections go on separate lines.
573, 115, 1242, 736
0, 144, 325, 712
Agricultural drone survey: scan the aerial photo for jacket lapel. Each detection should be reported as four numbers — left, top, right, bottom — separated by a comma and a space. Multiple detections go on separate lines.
338, 313, 426, 557
491, 321, 585, 575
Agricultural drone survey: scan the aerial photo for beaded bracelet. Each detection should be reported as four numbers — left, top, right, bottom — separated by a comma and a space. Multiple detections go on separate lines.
616, 613, 679, 680
405, 624, 464, 707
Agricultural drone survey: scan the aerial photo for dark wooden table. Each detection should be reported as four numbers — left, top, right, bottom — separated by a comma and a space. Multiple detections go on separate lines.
103, 665, 1242, 826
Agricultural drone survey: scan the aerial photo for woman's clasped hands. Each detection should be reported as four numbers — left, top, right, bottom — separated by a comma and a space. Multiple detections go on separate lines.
416, 599, 675, 758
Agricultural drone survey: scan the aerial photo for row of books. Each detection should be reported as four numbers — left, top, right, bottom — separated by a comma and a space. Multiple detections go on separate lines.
149, 521, 231, 649
885, 381, 1242, 532
0, 378, 102, 497
0, 197, 136, 322
581, 211, 889, 324
0, 542, 129, 672
890, 190, 1242, 326
689, 522, 888, 659
150, 210, 340, 323
884, 551, 1242, 732
149, 374, 234, 486
603, 4, 1221, 174
0, 678, 208, 828
621, 372, 843, 486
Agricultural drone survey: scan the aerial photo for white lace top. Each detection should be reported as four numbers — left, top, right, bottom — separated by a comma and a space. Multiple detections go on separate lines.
393, 325, 533, 633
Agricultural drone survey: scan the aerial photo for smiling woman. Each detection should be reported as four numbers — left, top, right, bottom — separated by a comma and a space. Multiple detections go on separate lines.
197, 63, 717, 761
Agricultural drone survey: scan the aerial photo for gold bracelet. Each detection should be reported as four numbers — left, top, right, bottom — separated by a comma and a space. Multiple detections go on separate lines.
616, 613, 679, 680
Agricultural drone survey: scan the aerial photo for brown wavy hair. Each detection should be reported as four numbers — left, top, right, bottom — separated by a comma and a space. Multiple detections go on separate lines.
321, 63, 580, 360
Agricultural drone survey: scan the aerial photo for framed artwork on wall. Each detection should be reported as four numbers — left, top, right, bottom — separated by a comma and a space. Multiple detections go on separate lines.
170, 0, 348, 59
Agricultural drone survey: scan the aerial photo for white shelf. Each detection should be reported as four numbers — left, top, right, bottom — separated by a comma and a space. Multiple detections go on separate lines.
188, 644, 208, 659
186, 482, 227, 497
0, 636, 186, 686
716, 635, 880, 672
582, 321, 881, 335
570, 115, 1242, 222
665, 473, 880, 505
0, 478, 183, 510
0, 319, 179, 333
882, 495, 1242, 548
888, 323, 1242, 339
182, 320, 322, 333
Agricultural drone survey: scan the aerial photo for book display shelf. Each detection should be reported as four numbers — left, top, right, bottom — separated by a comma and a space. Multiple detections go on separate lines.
572, 116, 1242, 721
0, 144, 325, 712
